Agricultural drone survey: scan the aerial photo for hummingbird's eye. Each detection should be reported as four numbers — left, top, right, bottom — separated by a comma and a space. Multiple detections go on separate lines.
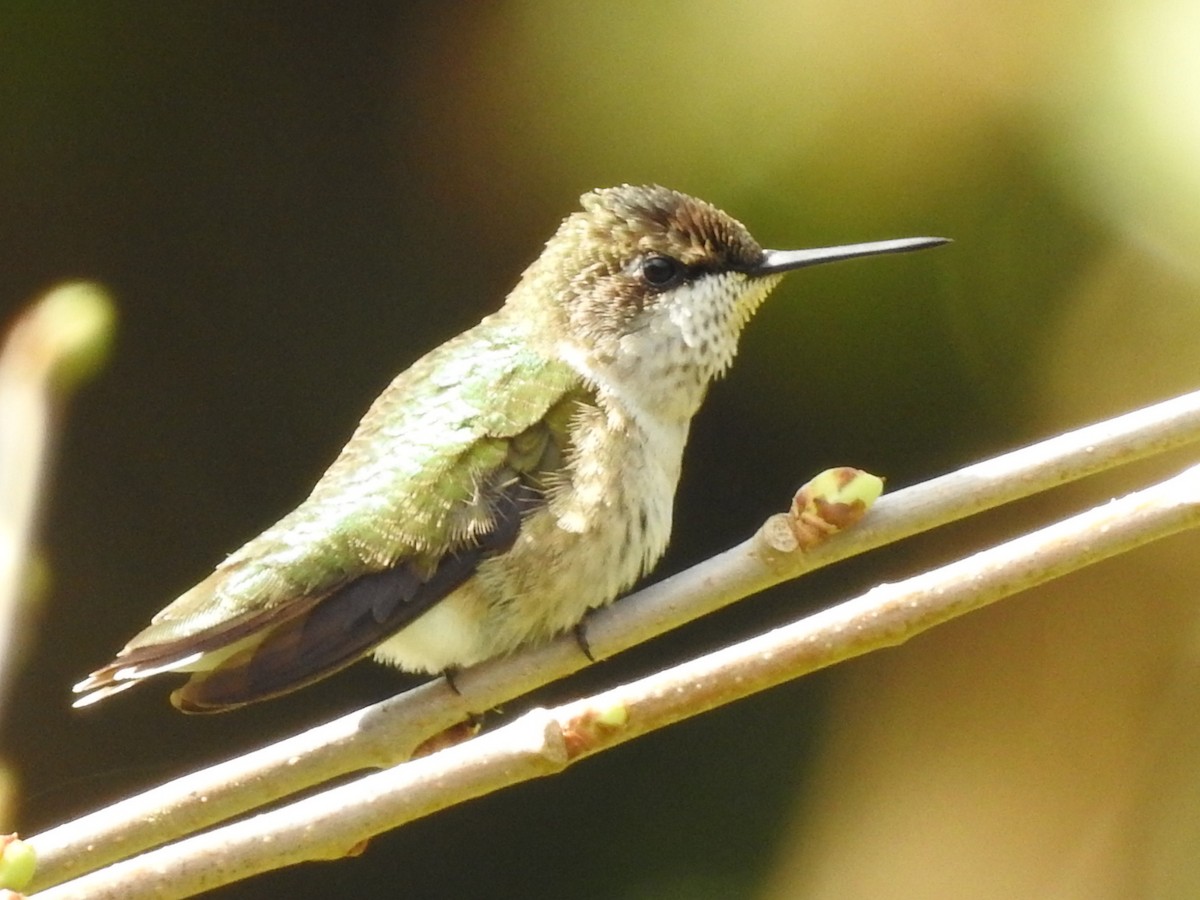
640, 255, 685, 290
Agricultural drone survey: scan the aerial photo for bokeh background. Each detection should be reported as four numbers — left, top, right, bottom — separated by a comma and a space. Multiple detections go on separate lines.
5, 3, 1200, 898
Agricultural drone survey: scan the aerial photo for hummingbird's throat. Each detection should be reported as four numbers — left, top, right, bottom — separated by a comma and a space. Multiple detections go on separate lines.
662, 270, 780, 380
582, 270, 779, 425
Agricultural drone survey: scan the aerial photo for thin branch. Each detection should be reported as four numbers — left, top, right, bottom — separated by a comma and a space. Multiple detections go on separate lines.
33, 460, 1200, 900
27, 386, 1200, 891
0, 284, 113, 729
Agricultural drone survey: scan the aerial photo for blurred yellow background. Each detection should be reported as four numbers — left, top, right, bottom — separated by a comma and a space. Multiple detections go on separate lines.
3, 3, 1200, 898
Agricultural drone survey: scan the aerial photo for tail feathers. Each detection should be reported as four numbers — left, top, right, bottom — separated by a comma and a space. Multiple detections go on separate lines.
71, 637, 262, 710
70, 597, 324, 711
71, 679, 139, 708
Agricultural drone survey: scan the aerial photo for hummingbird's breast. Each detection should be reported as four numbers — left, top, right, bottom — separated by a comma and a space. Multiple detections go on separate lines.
372, 384, 687, 674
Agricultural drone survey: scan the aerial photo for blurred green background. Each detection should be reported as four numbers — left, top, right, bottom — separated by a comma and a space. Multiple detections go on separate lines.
4, 3, 1200, 898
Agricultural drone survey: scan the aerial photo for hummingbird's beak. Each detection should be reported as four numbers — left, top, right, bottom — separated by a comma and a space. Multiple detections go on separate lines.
754, 236, 950, 276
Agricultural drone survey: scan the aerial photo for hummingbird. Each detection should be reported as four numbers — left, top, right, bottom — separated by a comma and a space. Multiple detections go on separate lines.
73, 185, 947, 712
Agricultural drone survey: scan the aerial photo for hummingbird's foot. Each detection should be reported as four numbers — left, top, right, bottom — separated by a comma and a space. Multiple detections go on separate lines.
573, 620, 597, 662
439, 669, 498, 726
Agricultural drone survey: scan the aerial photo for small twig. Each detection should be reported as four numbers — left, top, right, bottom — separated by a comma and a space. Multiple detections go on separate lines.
27, 386, 1200, 891
33, 460, 1200, 900
0, 284, 114, 729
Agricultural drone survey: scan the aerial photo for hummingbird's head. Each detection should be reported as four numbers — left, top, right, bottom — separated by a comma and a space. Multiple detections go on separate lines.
514, 184, 946, 417
519, 185, 777, 401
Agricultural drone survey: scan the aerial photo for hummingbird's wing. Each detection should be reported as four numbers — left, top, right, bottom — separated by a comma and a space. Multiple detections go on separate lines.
74, 315, 587, 710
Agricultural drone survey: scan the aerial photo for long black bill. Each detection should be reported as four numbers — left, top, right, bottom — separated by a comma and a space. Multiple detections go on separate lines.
754, 236, 950, 276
